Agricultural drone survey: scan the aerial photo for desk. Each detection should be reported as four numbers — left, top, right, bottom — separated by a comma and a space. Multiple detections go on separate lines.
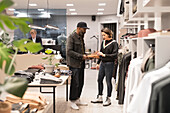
28, 76, 69, 113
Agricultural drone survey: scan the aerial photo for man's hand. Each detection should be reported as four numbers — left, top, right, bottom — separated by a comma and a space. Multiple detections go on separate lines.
83, 54, 89, 60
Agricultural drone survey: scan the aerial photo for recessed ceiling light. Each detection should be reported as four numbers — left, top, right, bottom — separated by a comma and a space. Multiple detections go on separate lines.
29, 3, 37, 6
69, 9, 76, 11
38, 9, 44, 11
98, 8, 104, 11
98, 3, 106, 6
97, 12, 103, 15
66, 4, 74, 6
8, 8, 15, 11
71, 12, 77, 15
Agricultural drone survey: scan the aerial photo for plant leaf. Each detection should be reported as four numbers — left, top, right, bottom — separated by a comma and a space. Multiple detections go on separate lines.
13, 39, 43, 53
0, 0, 14, 13
2, 77, 28, 98
45, 49, 53, 54
0, 21, 5, 30
22, 42, 43, 53
0, 42, 15, 75
0, 14, 17, 30
42, 57, 48, 60
5, 59, 15, 75
13, 39, 30, 48
11, 17, 32, 35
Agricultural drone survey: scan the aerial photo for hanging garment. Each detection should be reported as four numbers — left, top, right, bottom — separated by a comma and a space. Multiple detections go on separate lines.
119, 0, 125, 14
141, 48, 154, 73
148, 75, 170, 113
127, 61, 170, 113
117, 52, 131, 104
113, 58, 118, 80
123, 58, 142, 113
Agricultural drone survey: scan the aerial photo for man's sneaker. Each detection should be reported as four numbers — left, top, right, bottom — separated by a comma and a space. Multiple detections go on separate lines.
70, 101, 79, 110
103, 97, 111, 106
91, 95, 103, 103
75, 99, 88, 106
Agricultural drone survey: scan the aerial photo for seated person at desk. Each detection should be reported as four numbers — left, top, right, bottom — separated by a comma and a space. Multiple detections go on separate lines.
28, 29, 43, 54
29, 29, 42, 45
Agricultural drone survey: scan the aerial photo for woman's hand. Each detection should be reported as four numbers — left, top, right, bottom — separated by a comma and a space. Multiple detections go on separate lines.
96, 64, 100, 70
97, 52, 106, 57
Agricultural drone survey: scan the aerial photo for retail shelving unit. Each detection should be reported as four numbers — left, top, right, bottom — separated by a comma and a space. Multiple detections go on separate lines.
129, 38, 137, 59
118, 0, 170, 30
142, 36, 170, 69
118, 0, 170, 68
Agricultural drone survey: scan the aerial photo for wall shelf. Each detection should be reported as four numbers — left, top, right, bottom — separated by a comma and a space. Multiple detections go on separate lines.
142, 35, 170, 69
144, 0, 170, 7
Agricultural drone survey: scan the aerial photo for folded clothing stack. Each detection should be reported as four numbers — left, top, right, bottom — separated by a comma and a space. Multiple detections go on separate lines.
28, 65, 44, 70
40, 74, 63, 84
13, 70, 35, 83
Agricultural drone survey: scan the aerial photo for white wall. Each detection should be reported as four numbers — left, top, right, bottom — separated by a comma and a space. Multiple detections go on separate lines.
99, 14, 119, 46
67, 15, 99, 52
162, 13, 170, 30
66, 15, 119, 52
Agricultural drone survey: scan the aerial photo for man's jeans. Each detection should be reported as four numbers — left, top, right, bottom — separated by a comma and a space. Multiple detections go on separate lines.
69, 66, 84, 101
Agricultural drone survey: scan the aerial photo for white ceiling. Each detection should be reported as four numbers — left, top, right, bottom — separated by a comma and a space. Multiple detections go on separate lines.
11, 0, 118, 15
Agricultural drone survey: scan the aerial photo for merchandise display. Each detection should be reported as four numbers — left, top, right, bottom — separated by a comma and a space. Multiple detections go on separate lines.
1, 0, 170, 112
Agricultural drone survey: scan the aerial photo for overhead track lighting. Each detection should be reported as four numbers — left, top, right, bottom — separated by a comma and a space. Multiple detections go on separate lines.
28, 24, 46, 30
45, 25, 59, 30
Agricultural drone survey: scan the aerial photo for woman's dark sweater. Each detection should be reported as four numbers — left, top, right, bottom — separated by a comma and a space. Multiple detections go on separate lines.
97, 39, 118, 64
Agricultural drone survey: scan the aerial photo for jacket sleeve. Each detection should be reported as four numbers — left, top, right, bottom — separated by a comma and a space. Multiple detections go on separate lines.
66, 35, 83, 60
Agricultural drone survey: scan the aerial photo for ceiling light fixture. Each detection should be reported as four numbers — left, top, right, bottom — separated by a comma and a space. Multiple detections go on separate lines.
45, 25, 59, 30
29, 3, 37, 6
97, 12, 103, 15
45, 0, 59, 30
28, 24, 45, 30
98, 8, 104, 11
69, 9, 76, 11
71, 12, 77, 15
98, 3, 106, 6
16, 13, 27, 17
38, 9, 44, 11
8, 8, 15, 11
66, 4, 74, 6
27, 0, 44, 30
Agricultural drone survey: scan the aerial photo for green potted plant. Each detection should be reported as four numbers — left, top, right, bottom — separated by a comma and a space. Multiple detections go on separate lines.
0, 0, 42, 111
42, 49, 56, 73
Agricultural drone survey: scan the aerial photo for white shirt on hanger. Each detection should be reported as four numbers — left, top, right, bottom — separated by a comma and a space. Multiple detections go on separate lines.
127, 61, 170, 113
123, 58, 143, 113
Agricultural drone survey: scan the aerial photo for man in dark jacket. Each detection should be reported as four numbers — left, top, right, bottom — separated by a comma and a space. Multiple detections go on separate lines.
66, 22, 89, 110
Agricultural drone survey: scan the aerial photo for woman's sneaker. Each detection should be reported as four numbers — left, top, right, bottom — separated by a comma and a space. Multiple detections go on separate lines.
91, 95, 103, 103
103, 97, 111, 106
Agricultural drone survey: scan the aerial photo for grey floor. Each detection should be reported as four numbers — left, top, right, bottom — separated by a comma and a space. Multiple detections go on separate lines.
28, 69, 123, 113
